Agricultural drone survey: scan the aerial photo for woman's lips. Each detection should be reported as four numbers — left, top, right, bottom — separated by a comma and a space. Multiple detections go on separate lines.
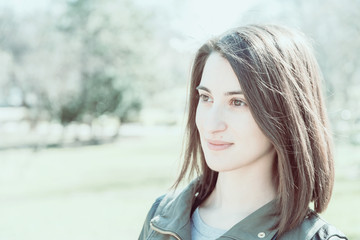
206, 139, 234, 151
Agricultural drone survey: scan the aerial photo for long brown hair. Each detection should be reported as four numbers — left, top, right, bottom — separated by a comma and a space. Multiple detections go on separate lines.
174, 24, 334, 236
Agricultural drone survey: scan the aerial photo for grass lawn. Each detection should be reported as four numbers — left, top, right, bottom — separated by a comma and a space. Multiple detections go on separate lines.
321, 143, 360, 239
0, 126, 358, 239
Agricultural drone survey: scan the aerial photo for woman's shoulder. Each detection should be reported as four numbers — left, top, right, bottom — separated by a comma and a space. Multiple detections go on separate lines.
139, 181, 198, 239
148, 180, 199, 214
280, 211, 347, 240
138, 194, 166, 240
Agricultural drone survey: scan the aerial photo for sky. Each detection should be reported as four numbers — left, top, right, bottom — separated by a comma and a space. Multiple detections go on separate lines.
153, 0, 258, 38
138, 0, 260, 47
133, 0, 262, 53
0, 0, 260, 51
0, 0, 51, 14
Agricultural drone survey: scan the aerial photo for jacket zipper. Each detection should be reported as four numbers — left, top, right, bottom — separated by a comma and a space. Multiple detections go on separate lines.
150, 221, 182, 240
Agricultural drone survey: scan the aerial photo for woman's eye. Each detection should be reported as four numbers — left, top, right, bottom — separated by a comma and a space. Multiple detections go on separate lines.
231, 99, 247, 107
199, 94, 211, 102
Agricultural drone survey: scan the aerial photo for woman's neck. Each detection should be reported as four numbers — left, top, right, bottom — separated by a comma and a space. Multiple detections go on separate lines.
199, 157, 277, 229
208, 170, 276, 214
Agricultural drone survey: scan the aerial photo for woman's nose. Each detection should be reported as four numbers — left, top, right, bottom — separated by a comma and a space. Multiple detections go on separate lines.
204, 106, 227, 134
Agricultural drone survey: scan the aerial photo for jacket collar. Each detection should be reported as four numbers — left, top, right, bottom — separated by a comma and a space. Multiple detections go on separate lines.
150, 180, 197, 239
151, 179, 279, 240
220, 201, 279, 240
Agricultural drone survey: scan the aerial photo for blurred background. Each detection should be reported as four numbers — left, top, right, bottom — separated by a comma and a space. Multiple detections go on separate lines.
0, 0, 359, 239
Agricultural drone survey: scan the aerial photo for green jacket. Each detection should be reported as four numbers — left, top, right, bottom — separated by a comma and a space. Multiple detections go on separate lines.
139, 180, 347, 240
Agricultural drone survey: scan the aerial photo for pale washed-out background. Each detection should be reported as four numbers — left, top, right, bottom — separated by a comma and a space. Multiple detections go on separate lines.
0, 0, 359, 239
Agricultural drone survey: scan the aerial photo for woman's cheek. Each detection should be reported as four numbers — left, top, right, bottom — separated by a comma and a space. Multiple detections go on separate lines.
195, 106, 203, 133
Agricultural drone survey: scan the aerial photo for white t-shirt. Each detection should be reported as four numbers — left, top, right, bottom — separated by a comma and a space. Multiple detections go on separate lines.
191, 207, 227, 240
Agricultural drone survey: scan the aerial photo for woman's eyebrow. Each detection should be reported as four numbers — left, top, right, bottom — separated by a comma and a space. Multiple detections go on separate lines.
196, 85, 243, 96
196, 85, 211, 93
225, 91, 244, 96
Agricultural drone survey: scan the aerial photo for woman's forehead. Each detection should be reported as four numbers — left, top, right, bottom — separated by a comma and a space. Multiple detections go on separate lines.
200, 53, 242, 93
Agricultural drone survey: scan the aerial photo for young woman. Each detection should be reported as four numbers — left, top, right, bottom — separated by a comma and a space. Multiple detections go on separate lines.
139, 24, 347, 240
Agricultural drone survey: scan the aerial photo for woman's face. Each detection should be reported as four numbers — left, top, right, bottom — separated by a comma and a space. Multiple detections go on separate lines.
195, 53, 275, 173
